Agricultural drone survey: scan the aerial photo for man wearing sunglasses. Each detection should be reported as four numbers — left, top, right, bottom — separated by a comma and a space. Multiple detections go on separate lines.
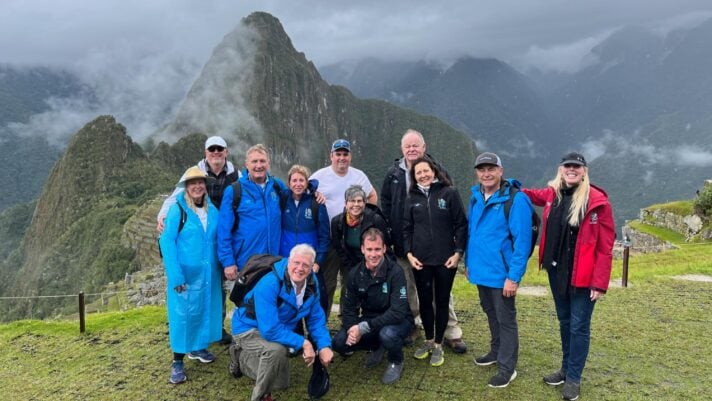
157, 135, 241, 344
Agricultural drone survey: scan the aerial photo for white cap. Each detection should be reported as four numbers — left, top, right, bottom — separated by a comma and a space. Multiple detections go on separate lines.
205, 136, 228, 149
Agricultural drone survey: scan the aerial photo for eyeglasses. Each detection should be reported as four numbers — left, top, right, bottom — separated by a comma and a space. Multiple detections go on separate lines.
207, 146, 225, 153
563, 164, 583, 169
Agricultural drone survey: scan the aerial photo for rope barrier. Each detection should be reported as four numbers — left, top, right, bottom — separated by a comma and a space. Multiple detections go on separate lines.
0, 290, 130, 301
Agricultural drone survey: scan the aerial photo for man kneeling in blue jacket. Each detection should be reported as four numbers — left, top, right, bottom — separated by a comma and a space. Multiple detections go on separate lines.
231, 244, 333, 401
332, 227, 414, 385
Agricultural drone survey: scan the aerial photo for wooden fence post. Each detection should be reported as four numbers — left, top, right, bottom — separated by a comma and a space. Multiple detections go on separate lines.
79, 291, 86, 333
622, 236, 630, 288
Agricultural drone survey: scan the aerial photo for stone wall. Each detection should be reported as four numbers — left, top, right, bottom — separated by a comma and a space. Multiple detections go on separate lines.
640, 208, 704, 241
616, 226, 676, 257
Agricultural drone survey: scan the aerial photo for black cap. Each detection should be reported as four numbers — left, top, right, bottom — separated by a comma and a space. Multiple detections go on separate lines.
560, 152, 587, 167
474, 152, 503, 168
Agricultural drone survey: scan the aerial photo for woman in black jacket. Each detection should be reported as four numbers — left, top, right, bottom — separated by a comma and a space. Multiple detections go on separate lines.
403, 157, 468, 367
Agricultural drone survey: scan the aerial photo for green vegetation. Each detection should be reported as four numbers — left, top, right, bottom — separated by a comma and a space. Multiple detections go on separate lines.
627, 220, 687, 243
1, 231, 710, 400
694, 184, 712, 218
645, 200, 694, 217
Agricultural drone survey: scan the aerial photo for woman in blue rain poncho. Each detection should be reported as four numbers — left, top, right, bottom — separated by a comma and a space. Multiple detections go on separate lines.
159, 166, 222, 384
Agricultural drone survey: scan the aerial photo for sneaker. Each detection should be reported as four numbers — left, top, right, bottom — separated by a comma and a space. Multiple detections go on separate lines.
487, 370, 517, 388
445, 337, 468, 354
188, 349, 216, 364
543, 369, 565, 386
562, 380, 580, 401
169, 360, 187, 384
381, 362, 403, 384
228, 344, 243, 378
364, 346, 386, 369
430, 345, 444, 367
474, 351, 497, 366
414, 340, 434, 360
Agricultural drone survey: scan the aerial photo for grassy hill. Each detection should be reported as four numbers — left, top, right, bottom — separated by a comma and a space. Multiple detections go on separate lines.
2, 225, 710, 400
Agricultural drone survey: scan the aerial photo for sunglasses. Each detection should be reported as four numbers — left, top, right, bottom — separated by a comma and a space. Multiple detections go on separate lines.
207, 146, 225, 153
563, 163, 583, 169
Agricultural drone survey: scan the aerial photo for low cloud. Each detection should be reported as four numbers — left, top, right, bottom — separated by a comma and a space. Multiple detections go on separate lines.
581, 129, 712, 167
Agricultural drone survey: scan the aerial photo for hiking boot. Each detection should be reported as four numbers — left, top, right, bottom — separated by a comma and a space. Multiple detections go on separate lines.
228, 344, 243, 378
543, 369, 566, 386
487, 370, 517, 388
364, 346, 386, 369
414, 340, 434, 360
381, 362, 403, 385
562, 380, 581, 401
474, 351, 498, 366
430, 344, 444, 367
188, 349, 216, 363
445, 337, 468, 354
169, 360, 187, 384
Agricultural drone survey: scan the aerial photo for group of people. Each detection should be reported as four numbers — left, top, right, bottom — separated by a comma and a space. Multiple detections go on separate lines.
158, 129, 615, 401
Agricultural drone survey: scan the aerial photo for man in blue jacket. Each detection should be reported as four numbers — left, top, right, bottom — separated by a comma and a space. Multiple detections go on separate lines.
231, 244, 333, 401
465, 152, 533, 389
218, 144, 286, 279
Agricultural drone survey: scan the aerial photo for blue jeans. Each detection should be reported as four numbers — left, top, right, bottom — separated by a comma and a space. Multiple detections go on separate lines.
333, 319, 413, 363
547, 268, 597, 383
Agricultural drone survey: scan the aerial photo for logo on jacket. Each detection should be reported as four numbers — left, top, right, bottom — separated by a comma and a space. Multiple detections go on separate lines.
590, 212, 598, 224
382, 282, 388, 294
305, 208, 313, 220
270, 191, 279, 201
399, 286, 406, 299
438, 198, 447, 210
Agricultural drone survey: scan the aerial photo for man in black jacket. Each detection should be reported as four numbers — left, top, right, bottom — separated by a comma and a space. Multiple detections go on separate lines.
332, 228, 414, 385
380, 129, 467, 353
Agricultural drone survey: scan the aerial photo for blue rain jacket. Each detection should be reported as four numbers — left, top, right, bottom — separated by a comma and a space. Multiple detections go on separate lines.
465, 179, 533, 288
217, 174, 285, 270
231, 258, 332, 352
159, 195, 222, 353
279, 180, 330, 266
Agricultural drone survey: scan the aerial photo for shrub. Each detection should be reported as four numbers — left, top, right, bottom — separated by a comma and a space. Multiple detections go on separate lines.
694, 185, 712, 220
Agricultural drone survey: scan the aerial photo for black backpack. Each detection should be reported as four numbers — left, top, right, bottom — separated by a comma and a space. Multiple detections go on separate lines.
229, 254, 284, 307
157, 203, 188, 259
230, 180, 320, 232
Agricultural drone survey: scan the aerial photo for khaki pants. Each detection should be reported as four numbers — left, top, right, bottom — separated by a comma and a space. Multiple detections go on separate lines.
234, 329, 290, 401
396, 256, 463, 340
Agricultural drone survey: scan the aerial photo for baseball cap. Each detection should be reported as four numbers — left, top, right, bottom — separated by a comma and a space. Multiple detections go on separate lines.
331, 139, 351, 152
474, 152, 503, 168
205, 136, 228, 150
560, 152, 587, 167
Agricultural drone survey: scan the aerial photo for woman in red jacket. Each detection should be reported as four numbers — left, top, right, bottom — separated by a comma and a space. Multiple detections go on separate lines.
522, 152, 615, 401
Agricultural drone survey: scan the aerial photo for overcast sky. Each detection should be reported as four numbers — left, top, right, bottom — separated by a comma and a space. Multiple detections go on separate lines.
3, 0, 712, 143
3, 0, 712, 71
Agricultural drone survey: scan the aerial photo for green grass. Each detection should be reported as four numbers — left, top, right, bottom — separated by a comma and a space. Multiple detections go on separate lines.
645, 200, 694, 217
2, 243, 711, 401
628, 220, 687, 244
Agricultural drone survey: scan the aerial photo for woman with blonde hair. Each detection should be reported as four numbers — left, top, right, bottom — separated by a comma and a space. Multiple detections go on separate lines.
159, 166, 222, 384
522, 152, 615, 401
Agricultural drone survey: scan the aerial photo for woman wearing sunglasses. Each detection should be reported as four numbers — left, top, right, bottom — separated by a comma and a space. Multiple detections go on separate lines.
522, 152, 615, 401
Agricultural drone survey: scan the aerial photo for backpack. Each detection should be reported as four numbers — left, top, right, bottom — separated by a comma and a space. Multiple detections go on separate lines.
471, 183, 540, 258
503, 186, 541, 258
157, 203, 188, 259
229, 254, 284, 307
230, 180, 320, 232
